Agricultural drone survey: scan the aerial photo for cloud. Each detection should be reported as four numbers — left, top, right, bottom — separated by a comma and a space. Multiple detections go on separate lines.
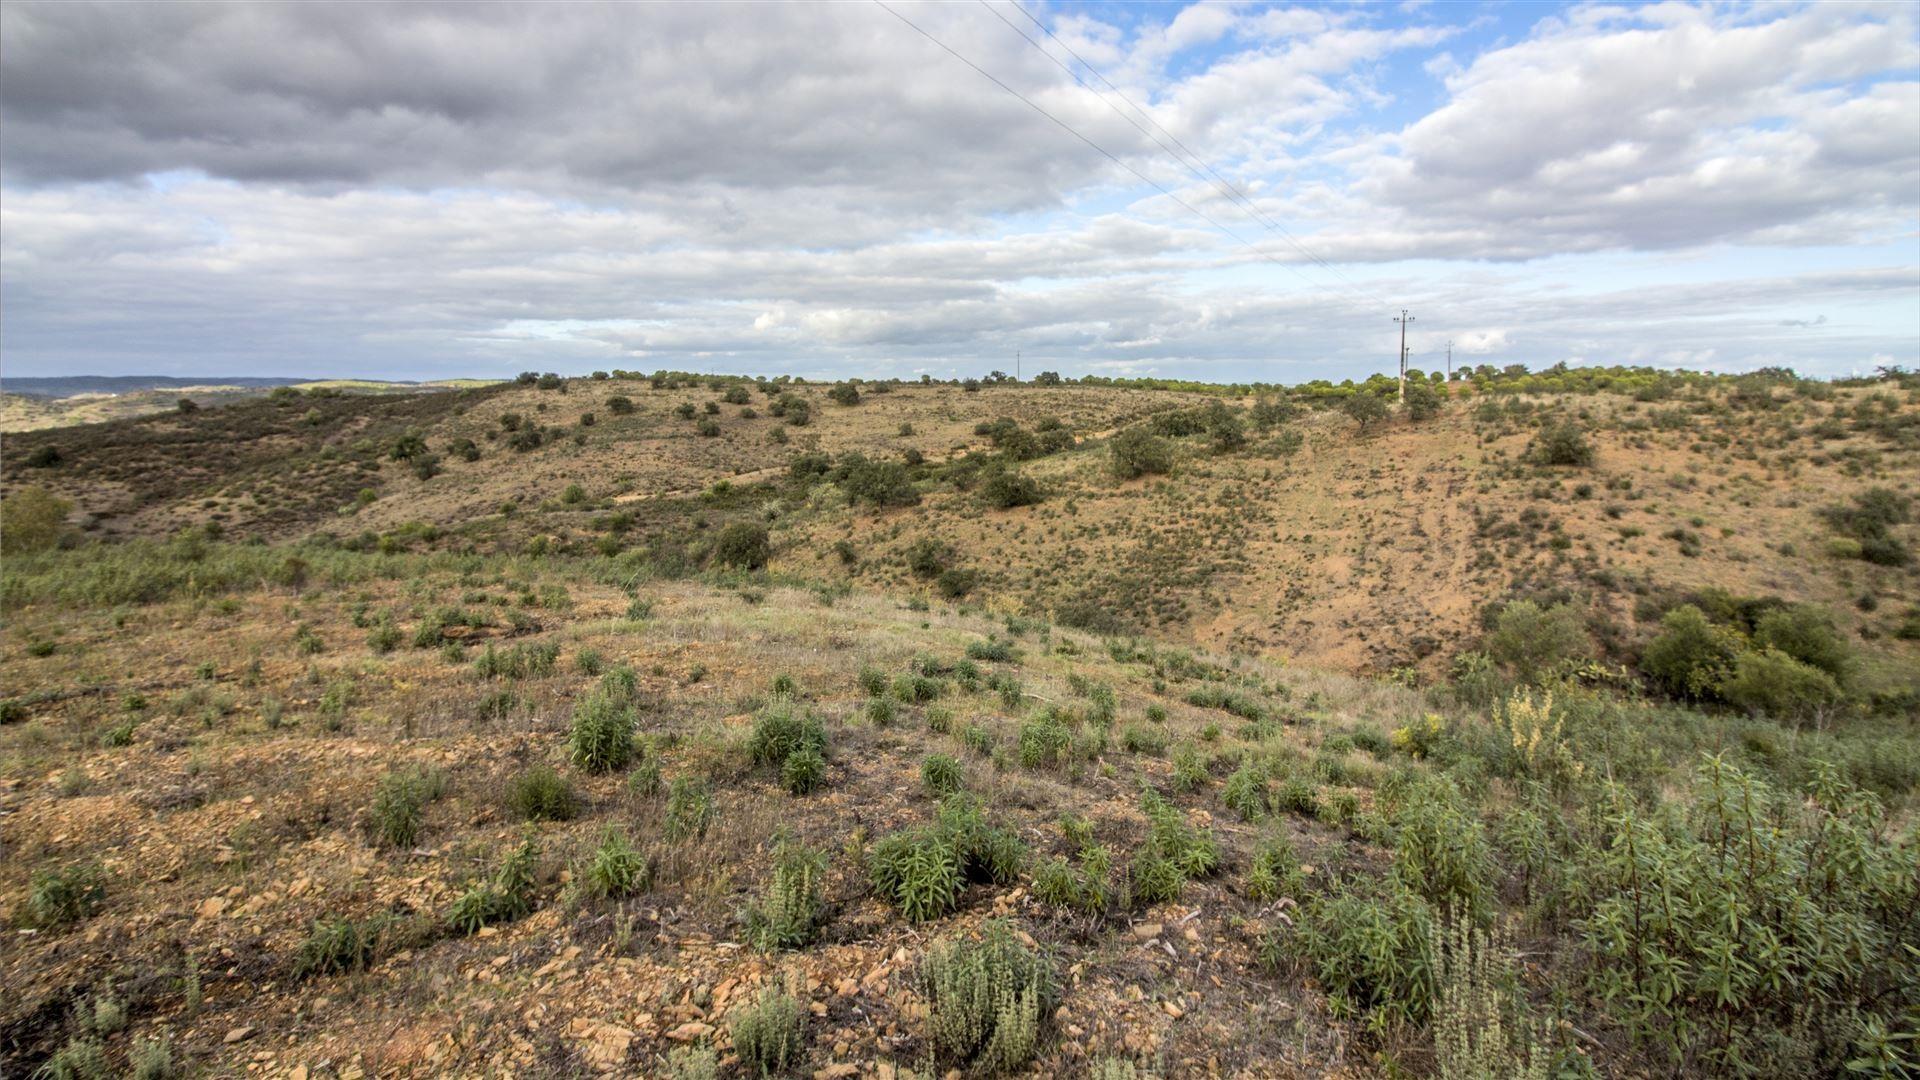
0, 2, 1913, 381
1318, 3, 1920, 260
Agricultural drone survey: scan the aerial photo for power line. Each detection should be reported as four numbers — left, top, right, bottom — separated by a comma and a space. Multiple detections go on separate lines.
987, 0, 1385, 306
871, 0, 1360, 302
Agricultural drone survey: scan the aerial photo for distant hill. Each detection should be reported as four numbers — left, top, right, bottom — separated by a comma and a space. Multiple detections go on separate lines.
0, 375, 318, 398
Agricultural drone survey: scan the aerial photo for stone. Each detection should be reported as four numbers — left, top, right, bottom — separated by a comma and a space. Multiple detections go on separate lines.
224, 1026, 255, 1044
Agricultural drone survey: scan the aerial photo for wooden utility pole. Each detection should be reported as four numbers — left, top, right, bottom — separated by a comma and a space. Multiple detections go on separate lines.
1446, 340, 1453, 380
1393, 310, 1415, 399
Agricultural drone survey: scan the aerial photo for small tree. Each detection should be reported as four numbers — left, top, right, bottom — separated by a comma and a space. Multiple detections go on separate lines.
1342, 393, 1390, 433
980, 463, 1043, 509
1403, 380, 1442, 421
1109, 428, 1173, 479
828, 383, 861, 406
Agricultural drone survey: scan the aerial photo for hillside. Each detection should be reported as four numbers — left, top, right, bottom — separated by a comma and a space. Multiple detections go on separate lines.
2, 368, 1917, 1078
0, 379, 497, 433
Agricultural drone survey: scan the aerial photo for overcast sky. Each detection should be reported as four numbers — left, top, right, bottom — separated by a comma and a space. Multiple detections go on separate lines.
1, 1, 1915, 383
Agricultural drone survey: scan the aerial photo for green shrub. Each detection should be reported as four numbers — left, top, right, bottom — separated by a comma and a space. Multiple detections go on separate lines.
1641, 604, 1743, 700
1391, 782, 1494, 922
1572, 758, 1917, 1073
1485, 600, 1591, 683
568, 680, 637, 772
25, 862, 105, 928
981, 463, 1044, 508
1244, 837, 1302, 902
35, 1037, 109, 1080
781, 747, 826, 795
368, 766, 446, 848
750, 700, 828, 771
295, 915, 388, 977
1822, 487, 1912, 566
1031, 845, 1114, 915
1270, 878, 1436, 1030
1721, 647, 1844, 721
1222, 762, 1267, 820
1752, 605, 1851, 683
743, 841, 828, 951
1109, 427, 1174, 479
1131, 791, 1219, 905
729, 985, 805, 1077
922, 752, 964, 796
447, 833, 540, 935
713, 522, 771, 569
922, 921, 1055, 1073
1530, 421, 1595, 466
586, 828, 652, 898
665, 777, 713, 841
1017, 713, 1073, 769
507, 765, 578, 822
870, 795, 1024, 921
1120, 723, 1166, 755
1341, 391, 1391, 432
965, 637, 1016, 663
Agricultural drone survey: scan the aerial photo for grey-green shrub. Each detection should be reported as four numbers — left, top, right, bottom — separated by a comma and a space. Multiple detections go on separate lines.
922, 920, 1055, 1072
729, 985, 804, 1078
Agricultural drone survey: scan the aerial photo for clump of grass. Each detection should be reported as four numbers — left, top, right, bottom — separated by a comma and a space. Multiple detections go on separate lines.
507, 764, 578, 822
923, 920, 1055, 1073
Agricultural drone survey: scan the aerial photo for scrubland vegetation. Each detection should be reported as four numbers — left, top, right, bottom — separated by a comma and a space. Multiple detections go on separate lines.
2, 364, 1916, 1077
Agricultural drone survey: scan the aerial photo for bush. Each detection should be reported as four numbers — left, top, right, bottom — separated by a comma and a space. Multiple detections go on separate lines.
295, 915, 387, 977
446, 833, 540, 934
1271, 878, 1436, 1029
743, 841, 827, 951
1403, 379, 1442, 421
1641, 604, 1743, 701
730, 986, 805, 1077
837, 454, 919, 507
606, 394, 635, 415
980, 462, 1044, 508
1485, 600, 1591, 683
585, 828, 652, 898
1530, 421, 1594, 466
1752, 605, 1851, 683
869, 795, 1024, 921
507, 765, 578, 821
1573, 759, 1918, 1072
1822, 487, 1912, 566
665, 777, 713, 841
368, 767, 445, 848
0, 486, 71, 553
1391, 781, 1494, 922
1017, 713, 1074, 769
922, 921, 1055, 1073
828, 382, 861, 406
922, 752, 964, 796
1222, 763, 1267, 821
713, 521, 772, 569
1721, 647, 1844, 720
25, 862, 105, 928
750, 699, 828, 774
1109, 427, 1174, 479
569, 679, 637, 772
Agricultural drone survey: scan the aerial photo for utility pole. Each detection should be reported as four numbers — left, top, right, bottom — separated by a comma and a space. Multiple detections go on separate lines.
1016, 350, 1021, 383
1393, 310, 1414, 400
1445, 340, 1453, 381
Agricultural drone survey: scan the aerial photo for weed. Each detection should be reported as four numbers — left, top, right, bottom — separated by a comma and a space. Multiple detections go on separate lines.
729, 985, 805, 1077
923, 920, 1055, 1072
507, 765, 578, 822
743, 840, 828, 951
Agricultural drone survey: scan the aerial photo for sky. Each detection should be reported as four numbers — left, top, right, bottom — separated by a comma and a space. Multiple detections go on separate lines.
0, 0, 1915, 384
